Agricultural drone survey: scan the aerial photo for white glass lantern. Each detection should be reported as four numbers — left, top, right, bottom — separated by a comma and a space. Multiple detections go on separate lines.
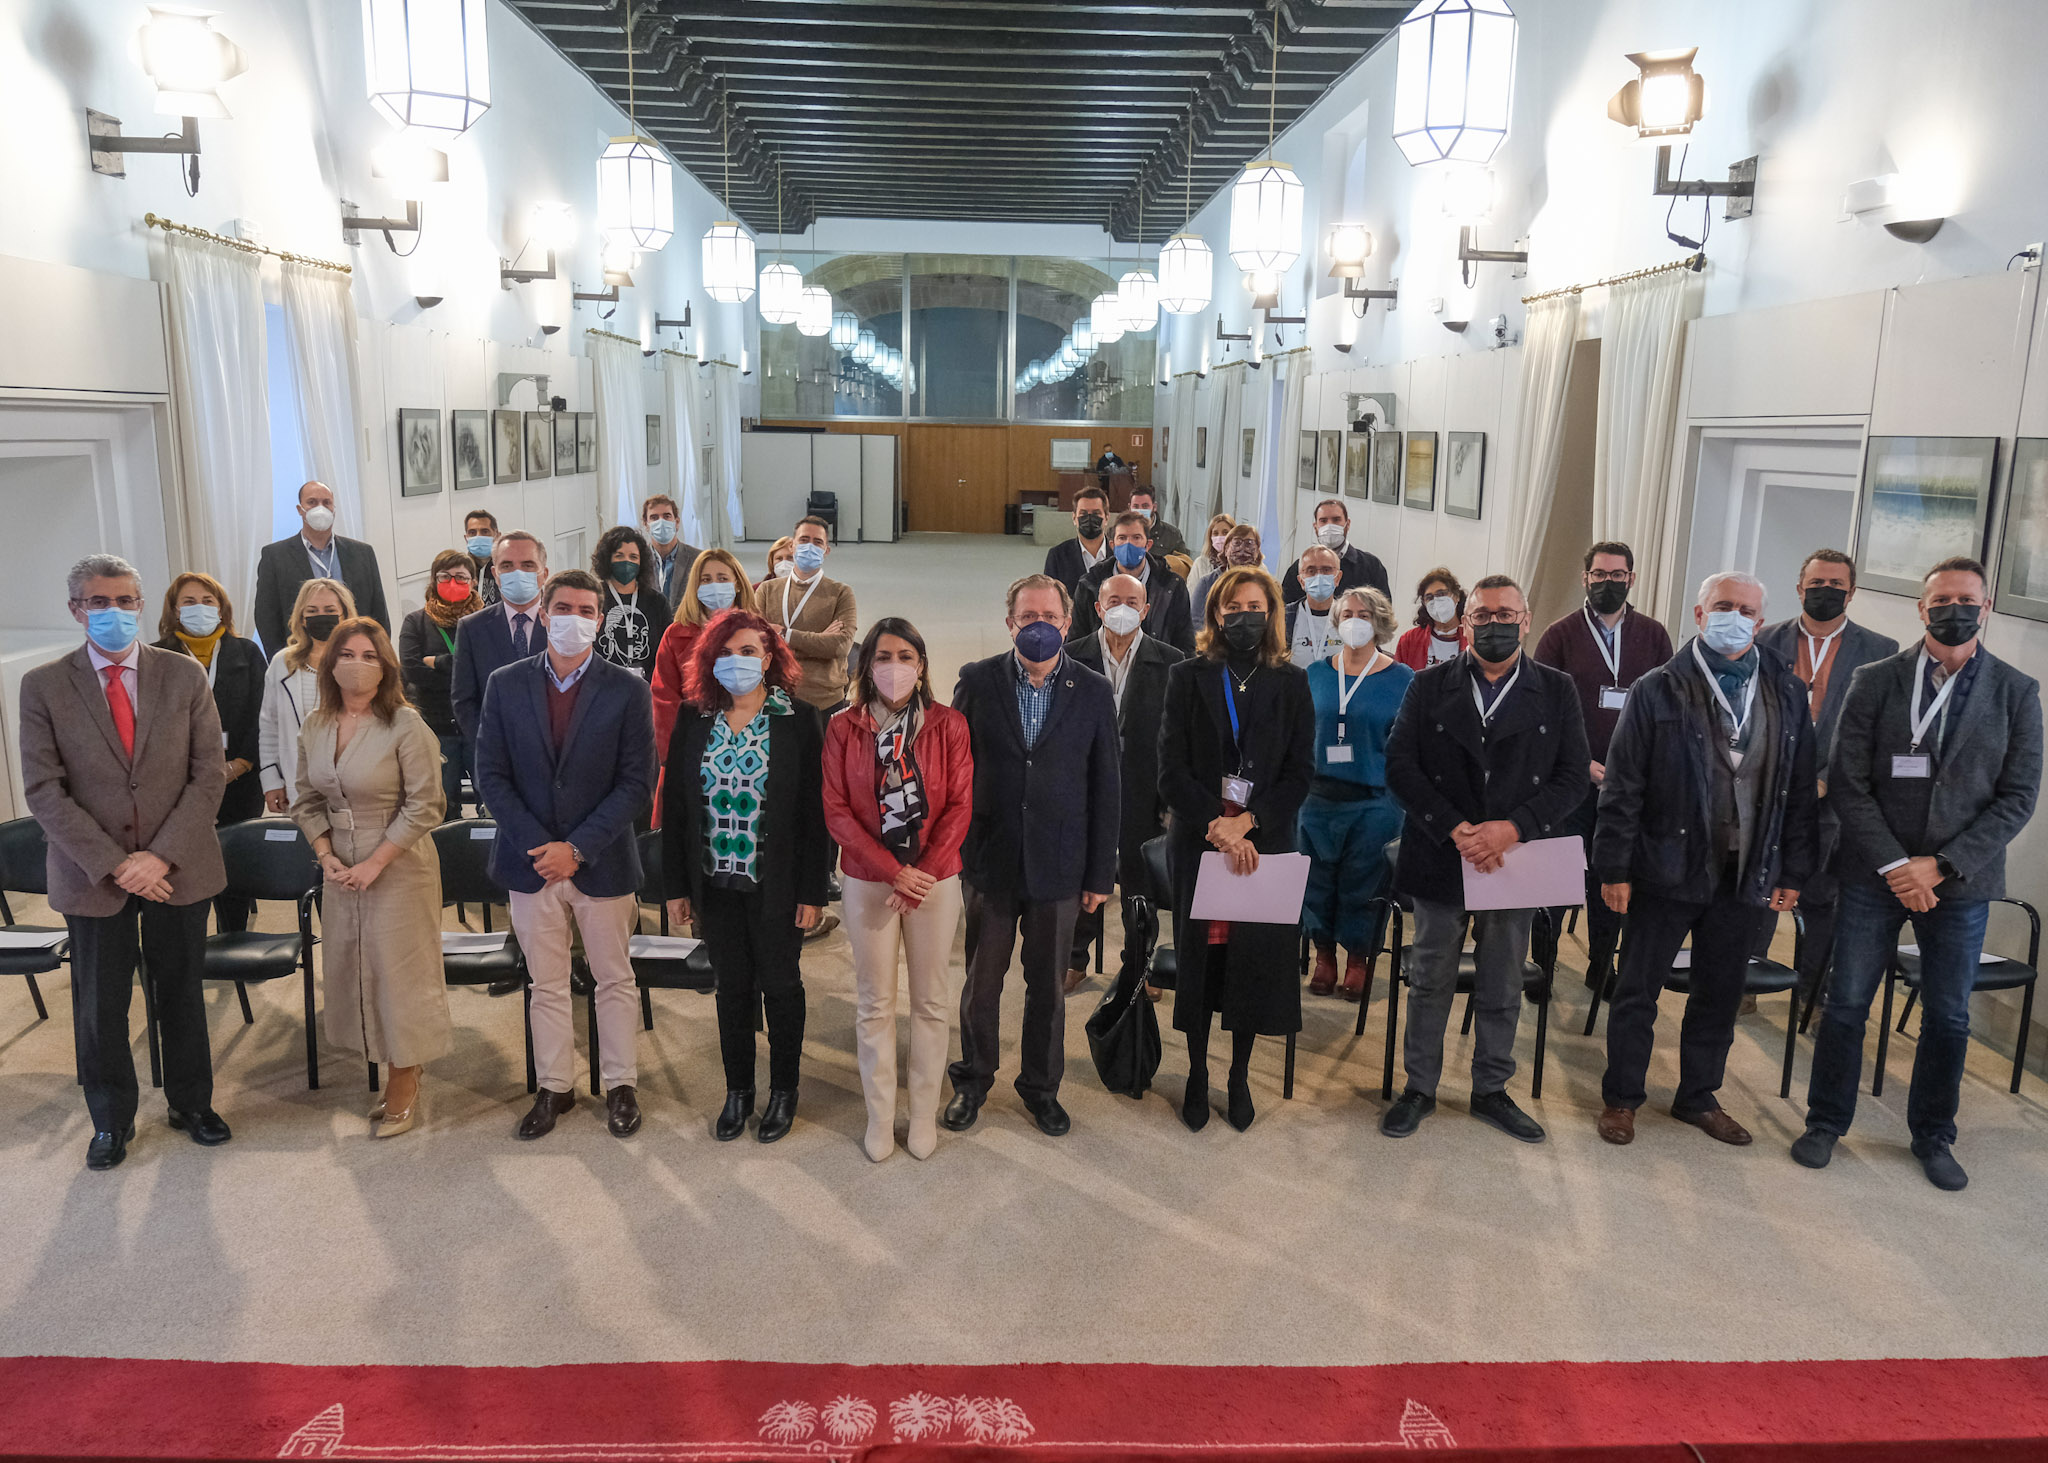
830, 310, 861, 352
598, 134, 674, 251
362, 0, 490, 136
1090, 293, 1126, 345
528, 200, 575, 252
1117, 269, 1159, 331
700, 220, 756, 303
1072, 317, 1095, 354
853, 328, 877, 364
1156, 232, 1214, 313
758, 260, 803, 324
796, 286, 833, 337
1228, 159, 1305, 271
138, 6, 247, 119
1392, 0, 1518, 167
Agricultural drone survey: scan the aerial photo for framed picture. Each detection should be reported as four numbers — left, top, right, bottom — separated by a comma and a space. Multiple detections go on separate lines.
1161, 427, 1171, 464
1050, 437, 1091, 470
645, 414, 662, 467
1240, 427, 1257, 479
492, 408, 522, 484
554, 411, 578, 475
1296, 430, 1317, 493
1342, 431, 1371, 500
576, 413, 597, 474
1444, 431, 1486, 520
523, 411, 553, 480
1853, 435, 1997, 596
1317, 429, 1341, 494
450, 409, 489, 491
1195, 426, 1207, 470
1404, 431, 1438, 511
1371, 430, 1402, 505
397, 408, 441, 497
1997, 438, 2048, 622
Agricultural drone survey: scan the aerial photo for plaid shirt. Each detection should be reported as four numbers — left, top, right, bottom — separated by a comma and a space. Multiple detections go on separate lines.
1012, 651, 1061, 751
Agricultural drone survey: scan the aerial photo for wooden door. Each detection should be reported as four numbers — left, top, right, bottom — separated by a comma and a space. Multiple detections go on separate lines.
906, 424, 1009, 533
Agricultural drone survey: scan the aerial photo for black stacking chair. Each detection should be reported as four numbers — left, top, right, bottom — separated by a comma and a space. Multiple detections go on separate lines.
631, 829, 715, 1027
199, 818, 320, 1088
1584, 909, 1805, 1098
431, 819, 536, 1094
805, 490, 839, 541
1345, 840, 1402, 1037
1877, 899, 2039, 1096
0, 817, 64, 1022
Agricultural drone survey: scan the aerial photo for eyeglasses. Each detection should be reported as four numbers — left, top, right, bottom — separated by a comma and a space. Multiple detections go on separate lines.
434, 571, 474, 584
1585, 570, 1631, 583
1467, 609, 1522, 626
75, 596, 143, 612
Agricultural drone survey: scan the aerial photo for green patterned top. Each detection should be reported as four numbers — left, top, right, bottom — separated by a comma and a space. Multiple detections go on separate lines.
700, 688, 791, 883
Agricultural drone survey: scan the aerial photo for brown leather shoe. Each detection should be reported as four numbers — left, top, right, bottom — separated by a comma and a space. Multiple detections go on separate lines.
606, 1085, 642, 1137
1063, 965, 1090, 995
1597, 1106, 1636, 1145
1340, 952, 1376, 1002
1676, 1107, 1753, 1146
516, 1088, 575, 1140
1308, 946, 1338, 996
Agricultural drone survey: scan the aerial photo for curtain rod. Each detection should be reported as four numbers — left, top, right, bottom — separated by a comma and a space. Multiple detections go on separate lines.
584, 327, 643, 346
659, 347, 696, 360
1522, 252, 1704, 304
143, 212, 351, 274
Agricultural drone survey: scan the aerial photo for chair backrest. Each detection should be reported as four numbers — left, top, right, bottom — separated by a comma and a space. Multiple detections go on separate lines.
0, 817, 50, 896
433, 819, 509, 905
635, 828, 667, 907
1140, 834, 1171, 905
219, 818, 320, 902
806, 490, 837, 513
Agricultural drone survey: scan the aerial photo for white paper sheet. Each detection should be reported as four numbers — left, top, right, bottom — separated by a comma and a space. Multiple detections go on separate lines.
0, 929, 67, 950
1899, 944, 2002, 965
1460, 835, 1587, 912
629, 935, 703, 960
1191, 851, 1312, 923
440, 931, 508, 953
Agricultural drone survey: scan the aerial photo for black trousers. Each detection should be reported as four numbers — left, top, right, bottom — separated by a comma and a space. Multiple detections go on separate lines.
1554, 786, 1622, 981
951, 882, 1077, 1103
1600, 884, 1768, 1114
699, 885, 806, 1092
64, 898, 213, 1133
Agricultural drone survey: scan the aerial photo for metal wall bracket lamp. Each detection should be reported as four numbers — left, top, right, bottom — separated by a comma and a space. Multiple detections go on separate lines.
87, 111, 202, 190
573, 282, 620, 302
1216, 319, 1251, 343
1458, 229, 1528, 287
340, 198, 421, 252
1654, 146, 1758, 219
1344, 276, 1399, 309
501, 251, 557, 286
656, 306, 692, 333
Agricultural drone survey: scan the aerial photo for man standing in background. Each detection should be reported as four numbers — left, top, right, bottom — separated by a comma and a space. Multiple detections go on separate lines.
640, 494, 702, 612
761, 515, 856, 713
1279, 499, 1390, 606
252, 480, 391, 654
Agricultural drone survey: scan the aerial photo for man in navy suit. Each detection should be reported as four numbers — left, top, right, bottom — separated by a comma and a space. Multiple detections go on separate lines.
473, 569, 655, 1141
944, 574, 1120, 1138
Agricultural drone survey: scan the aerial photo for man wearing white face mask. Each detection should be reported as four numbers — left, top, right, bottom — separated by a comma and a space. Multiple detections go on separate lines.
640, 493, 703, 611
474, 570, 655, 1142
253, 480, 391, 656
1279, 499, 1390, 607
1286, 545, 1343, 665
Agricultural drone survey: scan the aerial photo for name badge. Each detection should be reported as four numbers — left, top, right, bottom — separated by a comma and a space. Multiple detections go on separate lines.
1221, 775, 1254, 806
1599, 687, 1629, 711
1325, 745, 1355, 764
1892, 753, 1932, 779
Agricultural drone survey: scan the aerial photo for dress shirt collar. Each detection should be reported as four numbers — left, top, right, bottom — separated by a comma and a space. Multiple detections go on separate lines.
87, 638, 140, 676
545, 651, 593, 692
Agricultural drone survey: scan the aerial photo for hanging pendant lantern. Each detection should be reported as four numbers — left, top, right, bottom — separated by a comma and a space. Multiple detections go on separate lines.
853, 328, 877, 364
1157, 234, 1213, 313
1117, 269, 1159, 331
758, 261, 803, 323
830, 310, 860, 351
1072, 317, 1095, 354
796, 286, 833, 337
597, 135, 674, 250
362, 0, 490, 136
1392, 0, 1518, 167
1228, 160, 1304, 271
1090, 292, 1126, 345
702, 222, 756, 302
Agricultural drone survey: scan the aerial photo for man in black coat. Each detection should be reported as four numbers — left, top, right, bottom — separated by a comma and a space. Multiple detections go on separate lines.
1382, 574, 1589, 1144
251, 480, 391, 655
1066, 570, 1185, 986
945, 573, 1121, 1138
1042, 486, 1113, 599
1592, 571, 1818, 1149
1066, 511, 1195, 653
1279, 499, 1391, 607
1127, 484, 1188, 559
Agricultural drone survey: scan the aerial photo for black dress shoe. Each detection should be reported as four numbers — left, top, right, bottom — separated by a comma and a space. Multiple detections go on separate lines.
486, 978, 523, 998
1021, 1092, 1070, 1137
757, 1088, 797, 1143
606, 1085, 642, 1137
1470, 1089, 1546, 1144
1181, 1074, 1210, 1132
570, 966, 595, 996
1380, 1088, 1436, 1138
715, 1089, 754, 1141
167, 1107, 232, 1146
941, 1090, 982, 1132
516, 1089, 575, 1140
86, 1124, 135, 1171
1226, 1075, 1255, 1132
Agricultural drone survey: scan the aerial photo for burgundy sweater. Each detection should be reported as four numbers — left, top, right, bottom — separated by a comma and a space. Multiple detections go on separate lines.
1532, 604, 1674, 764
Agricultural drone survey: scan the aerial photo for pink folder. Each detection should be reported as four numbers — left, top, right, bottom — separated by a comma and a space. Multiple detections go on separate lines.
1460, 835, 1587, 911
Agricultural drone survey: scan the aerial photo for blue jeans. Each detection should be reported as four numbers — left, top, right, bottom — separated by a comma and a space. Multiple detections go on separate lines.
1805, 876, 1990, 1148
437, 733, 469, 821
1296, 790, 1401, 954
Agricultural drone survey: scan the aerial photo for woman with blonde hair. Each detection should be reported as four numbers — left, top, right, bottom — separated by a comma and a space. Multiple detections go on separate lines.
291, 617, 448, 1137
651, 547, 759, 762
758, 535, 795, 593
259, 577, 356, 815
398, 549, 481, 818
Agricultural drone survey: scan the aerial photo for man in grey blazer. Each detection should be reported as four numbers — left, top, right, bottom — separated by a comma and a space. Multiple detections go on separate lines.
20, 554, 231, 1170
1796, 556, 2042, 1190
1755, 548, 1900, 997
251, 480, 391, 655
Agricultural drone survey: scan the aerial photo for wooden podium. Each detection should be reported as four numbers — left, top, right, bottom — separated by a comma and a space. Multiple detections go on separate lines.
1052, 467, 1136, 510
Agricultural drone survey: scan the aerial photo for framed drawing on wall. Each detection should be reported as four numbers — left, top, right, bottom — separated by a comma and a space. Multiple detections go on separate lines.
1996, 437, 2048, 621
1444, 431, 1485, 520
524, 411, 553, 480
1195, 426, 1207, 470
451, 410, 489, 491
646, 415, 662, 467
554, 411, 578, 475
1160, 427, 1170, 464
1296, 430, 1317, 493
575, 413, 597, 474
1317, 429, 1341, 494
397, 408, 441, 497
1371, 430, 1401, 505
1404, 431, 1438, 511
1853, 435, 1997, 596
1342, 431, 1371, 499
493, 408, 522, 484
1241, 427, 1257, 479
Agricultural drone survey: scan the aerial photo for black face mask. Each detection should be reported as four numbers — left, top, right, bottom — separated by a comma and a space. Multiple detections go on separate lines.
1802, 585, 1849, 622
1472, 622, 1522, 663
1926, 602, 1982, 647
304, 613, 340, 643
1586, 579, 1629, 616
1221, 611, 1268, 655
1077, 512, 1105, 540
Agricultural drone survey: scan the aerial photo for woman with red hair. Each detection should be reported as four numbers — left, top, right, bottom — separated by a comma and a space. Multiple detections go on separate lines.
662, 608, 831, 1144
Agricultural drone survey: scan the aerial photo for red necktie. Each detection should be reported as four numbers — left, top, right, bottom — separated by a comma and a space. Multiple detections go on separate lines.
102, 665, 135, 758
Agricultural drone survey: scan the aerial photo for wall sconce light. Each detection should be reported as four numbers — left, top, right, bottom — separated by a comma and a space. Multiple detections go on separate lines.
1843, 174, 1946, 243
502, 202, 572, 286
1245, 270, 1281, 311
87, 7, 249, 192
1344, 275, 1399, 310
1326, 223, 1374, 278
656, 307, 692, 337
1608, 48, 1756, 221
1457, 229, 1527, 286
1216, 317, 1252, 344
573, 280, 623, 303
414, 295, 443, 310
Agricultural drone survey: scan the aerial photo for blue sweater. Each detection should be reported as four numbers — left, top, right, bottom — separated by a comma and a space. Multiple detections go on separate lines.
1306, 655, 1413, 788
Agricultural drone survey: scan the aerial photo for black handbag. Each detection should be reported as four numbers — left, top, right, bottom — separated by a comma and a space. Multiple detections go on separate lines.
1086, 899, 1162, 1098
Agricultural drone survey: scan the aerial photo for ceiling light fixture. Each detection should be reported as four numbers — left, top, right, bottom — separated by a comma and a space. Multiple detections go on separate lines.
1392, 0, 1518, 167
362, 0, 490, 137
758, 161, 803, 324
1091, 290, 1127, 345
701, 82, 756, 301
596, 6, 672, 252
1158, 108, 1213, 314
796, 285, 833, 336
1326, 223, 1373, 278
1228, 6, 1304, 273
853, 328, 877, 364
831, 309, 860, 352
1117, 192, 1160, 331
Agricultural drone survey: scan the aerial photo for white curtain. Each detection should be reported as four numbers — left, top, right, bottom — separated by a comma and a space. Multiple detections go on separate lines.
588, 332, 646, 528
1168, 375, 1201, 523
1592, 270, 1699, 613
662, 351, 707, 546
163, 233, 271, 617
1507, 293, 1584, 590
706, 362, 744, 546
1266, 357, 1307, 566
1209, 362, 1246, 529
279, 261, 364, 541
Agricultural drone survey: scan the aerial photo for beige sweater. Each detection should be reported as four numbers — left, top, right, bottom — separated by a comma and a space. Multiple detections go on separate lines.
763, 571, 857, 710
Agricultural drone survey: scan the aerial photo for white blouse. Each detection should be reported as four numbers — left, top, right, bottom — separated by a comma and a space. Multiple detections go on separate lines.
258, 649, 322, 796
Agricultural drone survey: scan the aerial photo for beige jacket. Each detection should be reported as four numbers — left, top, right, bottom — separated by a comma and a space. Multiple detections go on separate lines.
762, 571, 856, 710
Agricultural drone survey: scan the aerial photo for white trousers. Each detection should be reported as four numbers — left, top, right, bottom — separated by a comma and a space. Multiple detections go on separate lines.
842, 874, 963, 1132
511, 881, 639, 1094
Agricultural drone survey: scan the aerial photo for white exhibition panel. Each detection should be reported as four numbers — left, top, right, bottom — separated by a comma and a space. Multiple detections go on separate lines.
860, 434, 899, 542
740, 433, 812, 543
0, 253, 169, 399
811, 433, 862, 528
1685, 292, 1886, 421
1870, 270, 2038, 438
739, 431, 899, 543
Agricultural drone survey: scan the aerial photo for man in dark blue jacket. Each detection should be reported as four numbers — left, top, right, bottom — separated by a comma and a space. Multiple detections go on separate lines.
473, 569, 655, 1142
944, 573, 1120, 1138
1592, 570, 1817, 1149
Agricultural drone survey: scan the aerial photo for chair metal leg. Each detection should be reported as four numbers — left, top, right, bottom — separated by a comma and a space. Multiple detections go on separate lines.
1799, 965, 1827, 1034
1381, 967, 1400, 1101
234, 980, 254, 1024
302, 963, 320, 1090
1896, 987, 1918, 1034
1780, 988, 1799, 1100
24, 973, 47, 1020
140, 956, 163, 1089
1353, 968, 1373, 1038
641, 986, 655, 1032
586, 979, 601, 1097
1095, 905, 1105, 975
1283, 1032, 1295, 1099
1873, 965, 1895, 1097
1583, 964, 1613, 1037
1459, 988, 1476, 1036
368, 1061, 379, 1092
522, 984, 537, 1093
2012, 979, 2036, 1094
1532, 985, 1549, 1100
1567, 906, 1580, 935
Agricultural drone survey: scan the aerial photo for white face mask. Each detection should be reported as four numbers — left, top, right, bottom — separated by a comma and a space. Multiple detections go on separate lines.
772, 560, 794, 578
303, 505, 336, 533
1316, 523, 1347, 549
1426, 594, 1458, 625
546, 613, 598, 655
1337, 618, 1377, 649
1101, 604, 1143, 637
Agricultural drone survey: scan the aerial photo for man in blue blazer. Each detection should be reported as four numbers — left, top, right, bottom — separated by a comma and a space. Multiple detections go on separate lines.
473, 569, 656, 1142
944, 573, 1120, 1138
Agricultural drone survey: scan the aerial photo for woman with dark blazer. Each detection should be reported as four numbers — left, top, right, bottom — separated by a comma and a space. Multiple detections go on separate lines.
663, 608, 832, 1144
155, 570, 268, 931
592, 524, 674, 680
398, 548, 481, 819
1158, 564, 1315, 1133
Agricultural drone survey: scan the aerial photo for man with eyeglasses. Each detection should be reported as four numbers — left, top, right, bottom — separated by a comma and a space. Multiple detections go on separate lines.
1533, 541, 1673, 992
1382, 574, 1589, 1144
20, 555, 233, 1170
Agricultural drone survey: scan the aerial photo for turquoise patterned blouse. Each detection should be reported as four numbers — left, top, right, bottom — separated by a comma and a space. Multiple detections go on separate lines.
700, 688, 792, 883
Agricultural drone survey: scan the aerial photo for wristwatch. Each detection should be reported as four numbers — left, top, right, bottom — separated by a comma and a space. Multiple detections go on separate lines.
1934, 855, 1957, 881
568, 843, 587, 866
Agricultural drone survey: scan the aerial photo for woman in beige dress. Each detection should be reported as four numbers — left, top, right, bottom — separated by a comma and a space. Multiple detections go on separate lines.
291, 617, 449, 1136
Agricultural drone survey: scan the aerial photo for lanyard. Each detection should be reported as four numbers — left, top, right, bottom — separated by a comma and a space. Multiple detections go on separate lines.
435, 623, 457, 658
1583, 606, 1623, 685
1333, 650, 1383, 739
1469, 659, 1521, 726
781, 571, 822, 631
1802, 623, 1845, 688
305, 541, 337, 579
1222, 668, 1251, 770
1691, 641, 1758, 746
1909, 648, 1962, 752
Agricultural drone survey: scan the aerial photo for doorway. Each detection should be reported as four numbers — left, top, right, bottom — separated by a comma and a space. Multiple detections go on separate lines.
1681, 426, 1865, 612
905, 424, 1008, 533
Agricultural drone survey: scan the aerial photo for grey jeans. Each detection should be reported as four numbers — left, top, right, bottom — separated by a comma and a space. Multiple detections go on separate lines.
1402, 898, 1533, 1099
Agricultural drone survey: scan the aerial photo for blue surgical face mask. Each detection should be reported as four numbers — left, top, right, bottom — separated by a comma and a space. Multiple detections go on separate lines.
1113, 542, 1147, 570
696, 580, 737, 613
1131, 506, 1153, 520
713, 653, 764, 695
465, 535, 494, 558
497, 569, 540, 606
177, 604, 221, 637
1304, 573, 1337, 602
646, 518, 678, 546
793, 541, 826, 574
87, 607, 139, 653
1014, 619, 1065, 662
1700, 609, 1757, 657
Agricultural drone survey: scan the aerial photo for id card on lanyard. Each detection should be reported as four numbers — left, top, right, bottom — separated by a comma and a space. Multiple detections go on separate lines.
1328, 652, 1382, 763
1221, 669, 1254, 805
1895, 650, 1957, 778
1584, 607, 1627, 711
1690, 642, 1757, 750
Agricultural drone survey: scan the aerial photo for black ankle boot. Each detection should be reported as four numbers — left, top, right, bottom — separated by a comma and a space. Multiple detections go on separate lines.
757, 1088, 798, 1143
715, 1089, 754, 1142
1226, 1073, 1255, 1132
1181, 1072, 1210, 1132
